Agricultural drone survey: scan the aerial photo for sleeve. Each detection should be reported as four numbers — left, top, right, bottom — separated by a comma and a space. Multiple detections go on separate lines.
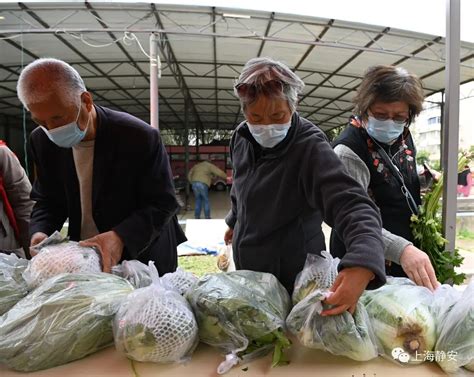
187, 166, 194, 182
224, 135, 237, 228
29, 133, 69, 238
112, 129, 180, 258
334, 144, 411, 264
0, 146, 34, 251
210, 163, 228, 180
302, 135, 386, 289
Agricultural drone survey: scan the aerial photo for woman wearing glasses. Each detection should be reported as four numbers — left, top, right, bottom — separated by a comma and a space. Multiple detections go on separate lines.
224, 57, 387, 316
331, 65, 439, 291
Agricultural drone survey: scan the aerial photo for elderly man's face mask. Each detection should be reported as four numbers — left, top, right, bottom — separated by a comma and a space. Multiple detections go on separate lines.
29, 93, 90, 148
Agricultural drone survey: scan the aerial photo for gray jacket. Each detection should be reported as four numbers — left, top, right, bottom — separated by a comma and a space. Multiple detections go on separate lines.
225, 113, 386, 292
0, 145, 34, 256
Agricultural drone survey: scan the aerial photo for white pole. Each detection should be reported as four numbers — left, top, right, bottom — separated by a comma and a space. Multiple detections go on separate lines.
442, 0, 461, 250
150, 33, 159, 129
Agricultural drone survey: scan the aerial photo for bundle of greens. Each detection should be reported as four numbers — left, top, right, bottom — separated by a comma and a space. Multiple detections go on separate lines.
287, 252, 378, 361
113, 262, 199, 363
0, 273, 133, 372
435, 282, 474, 374
0, 253, 29, 315
410, 154, 470, 285
186, 270, 291, 373
361, 280, 436, 364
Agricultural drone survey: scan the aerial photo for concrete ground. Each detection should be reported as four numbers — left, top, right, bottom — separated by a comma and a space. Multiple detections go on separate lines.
179, 190, 474, 283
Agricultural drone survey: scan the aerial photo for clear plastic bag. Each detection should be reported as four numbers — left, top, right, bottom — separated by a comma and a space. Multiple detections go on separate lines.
161, 268, 198, 295
0, 273, 133, 372
24, 241, 101, 288
361, 280, 436, 365
435, 282, 474, 374
292, 251, 339, 304
112, 260, 153, 288
287, 252, 378, 361
113, 262, 199, 363
186, 270, 291, 374
0, 253, 29, 315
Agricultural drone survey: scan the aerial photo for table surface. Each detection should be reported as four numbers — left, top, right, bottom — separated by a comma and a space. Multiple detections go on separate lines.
0, 342, 451, 377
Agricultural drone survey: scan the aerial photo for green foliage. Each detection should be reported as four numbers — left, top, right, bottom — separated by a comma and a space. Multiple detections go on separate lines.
458, 228, 474, 240
410, 154, 470, 285
416, 150, 431, 165
178, 255, 220, 277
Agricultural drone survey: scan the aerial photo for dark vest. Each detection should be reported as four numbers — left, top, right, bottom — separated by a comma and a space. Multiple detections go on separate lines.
330, 122, 421, 277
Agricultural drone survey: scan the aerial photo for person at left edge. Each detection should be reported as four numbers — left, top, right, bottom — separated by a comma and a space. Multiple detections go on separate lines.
16, 58, 186, 274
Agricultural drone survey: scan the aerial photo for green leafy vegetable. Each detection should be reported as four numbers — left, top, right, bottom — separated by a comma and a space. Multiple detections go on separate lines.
186, 270, 291, 371
410, 154, 471, 285
0, 273, 133, 372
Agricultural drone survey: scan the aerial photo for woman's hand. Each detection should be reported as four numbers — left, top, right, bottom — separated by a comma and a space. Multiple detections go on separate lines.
224, 227, 234, 245
322, 266, 374, 316
29, 232, 48, 257
400, 244, 439, 291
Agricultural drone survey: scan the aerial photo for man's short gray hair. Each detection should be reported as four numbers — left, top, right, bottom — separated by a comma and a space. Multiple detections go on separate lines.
17, 58, 86, 109
234, 57, 304, 113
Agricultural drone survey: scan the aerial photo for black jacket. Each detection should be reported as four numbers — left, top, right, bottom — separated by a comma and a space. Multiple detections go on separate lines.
29, 105, 186, 275
225, 113, 386, 292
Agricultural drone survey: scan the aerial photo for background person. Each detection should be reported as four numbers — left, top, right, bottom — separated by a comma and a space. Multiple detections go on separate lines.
188, 159, 227, 219
0, 141, 34, 258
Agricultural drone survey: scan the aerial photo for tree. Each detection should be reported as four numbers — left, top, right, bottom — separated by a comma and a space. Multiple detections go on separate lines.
416, 150, 431, 165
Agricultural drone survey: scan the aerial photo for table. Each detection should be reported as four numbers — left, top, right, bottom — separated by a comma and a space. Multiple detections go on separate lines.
0, 342, 449, 377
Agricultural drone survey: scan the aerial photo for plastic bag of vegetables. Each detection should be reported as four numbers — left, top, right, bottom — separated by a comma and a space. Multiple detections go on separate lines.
186, 270, 291, 374
0, 253, 29, 315
287, 252, 378, 361
23, 241, 102, 288
112, 260, 153, 288
361, 280, 436, 365
435, 282, 474, 374
0, 273, 133, 372
292, 251, 339, 304
161, 268, 198, 296
113, 262, 199, 363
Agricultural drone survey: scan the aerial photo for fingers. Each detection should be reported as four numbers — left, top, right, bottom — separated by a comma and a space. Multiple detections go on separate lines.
426, 262, 440, 290
80, 240, 110, 273
321, 304, 350, 316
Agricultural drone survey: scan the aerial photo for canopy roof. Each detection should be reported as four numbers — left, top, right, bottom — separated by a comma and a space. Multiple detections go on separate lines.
0, 2, 473, 132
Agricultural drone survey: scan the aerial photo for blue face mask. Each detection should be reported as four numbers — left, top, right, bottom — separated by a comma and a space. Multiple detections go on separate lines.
41, 104, 89, 148
366, 116, 405, 144
247, 121, 291, 148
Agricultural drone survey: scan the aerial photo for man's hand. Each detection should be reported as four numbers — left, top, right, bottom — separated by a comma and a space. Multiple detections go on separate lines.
224, 227, 233, 245
30, 232, 48, 257
79, 231, 124, 273
400, 244, 439, 291
322, 267, 374, 316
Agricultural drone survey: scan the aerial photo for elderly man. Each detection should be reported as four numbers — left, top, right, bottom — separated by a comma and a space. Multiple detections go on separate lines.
16, 58, 185, 274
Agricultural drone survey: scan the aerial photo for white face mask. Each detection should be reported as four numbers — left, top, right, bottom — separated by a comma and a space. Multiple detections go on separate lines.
41, 103, 89, 148
246, 121, 292, 148
366, 116, 405, 144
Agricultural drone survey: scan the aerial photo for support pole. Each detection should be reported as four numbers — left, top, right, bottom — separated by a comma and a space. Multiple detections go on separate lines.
441, 0, 461, 251
150, 33, 159, 129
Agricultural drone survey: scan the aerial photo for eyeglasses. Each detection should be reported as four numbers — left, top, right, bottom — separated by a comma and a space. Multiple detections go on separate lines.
235, 79, 284, 99
369, 110, 409, 125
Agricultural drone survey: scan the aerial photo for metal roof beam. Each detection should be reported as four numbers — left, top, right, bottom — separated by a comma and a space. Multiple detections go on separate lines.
151, 3, 204, 133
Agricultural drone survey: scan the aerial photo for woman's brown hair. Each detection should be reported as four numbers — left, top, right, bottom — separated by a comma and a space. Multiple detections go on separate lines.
353, 65, 424, 125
